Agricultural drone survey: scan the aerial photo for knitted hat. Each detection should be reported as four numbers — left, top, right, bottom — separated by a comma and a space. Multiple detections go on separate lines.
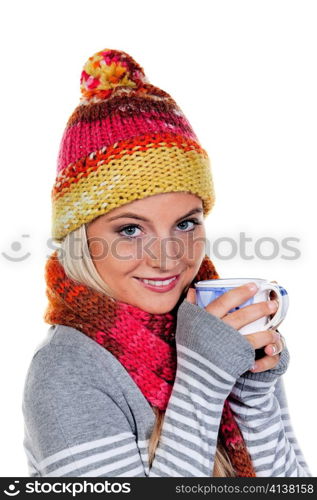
51, 48, 215, 242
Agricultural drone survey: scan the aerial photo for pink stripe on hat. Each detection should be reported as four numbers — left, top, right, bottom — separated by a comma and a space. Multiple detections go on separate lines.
57, 111, 197, 173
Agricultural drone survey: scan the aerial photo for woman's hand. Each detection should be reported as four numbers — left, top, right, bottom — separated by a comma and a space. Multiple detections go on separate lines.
186, 283, 285, 373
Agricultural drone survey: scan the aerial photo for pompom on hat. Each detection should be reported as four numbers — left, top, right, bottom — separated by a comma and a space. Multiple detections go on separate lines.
52, 48, 216, 242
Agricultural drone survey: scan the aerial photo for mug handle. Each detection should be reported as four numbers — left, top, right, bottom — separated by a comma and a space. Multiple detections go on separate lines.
258, 282, 284, 329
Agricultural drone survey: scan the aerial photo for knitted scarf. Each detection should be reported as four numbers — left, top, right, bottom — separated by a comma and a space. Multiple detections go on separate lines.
43, 249, 256, 477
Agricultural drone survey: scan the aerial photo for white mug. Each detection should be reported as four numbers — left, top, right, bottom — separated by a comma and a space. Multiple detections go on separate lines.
194, 278, 289, 335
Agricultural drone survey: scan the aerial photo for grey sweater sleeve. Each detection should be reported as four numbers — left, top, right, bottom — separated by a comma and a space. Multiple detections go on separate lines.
22, 300, 255, 477
227, 346, 312, 477
149, 300, 255, 476
274, 377, 312, 476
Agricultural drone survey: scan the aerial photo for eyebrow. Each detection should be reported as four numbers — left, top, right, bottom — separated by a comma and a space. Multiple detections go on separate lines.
108, 207, 204, 223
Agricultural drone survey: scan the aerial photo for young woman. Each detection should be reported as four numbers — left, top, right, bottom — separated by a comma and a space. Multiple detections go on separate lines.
22, 48, 312, 477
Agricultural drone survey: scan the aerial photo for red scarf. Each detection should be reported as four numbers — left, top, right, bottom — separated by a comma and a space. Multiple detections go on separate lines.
44, 250, 256, 477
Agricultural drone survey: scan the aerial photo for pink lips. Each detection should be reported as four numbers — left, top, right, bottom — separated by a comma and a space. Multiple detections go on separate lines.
134, 275, 180, 293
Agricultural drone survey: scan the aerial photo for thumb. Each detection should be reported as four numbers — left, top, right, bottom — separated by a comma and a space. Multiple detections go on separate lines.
186, 287, 196, 304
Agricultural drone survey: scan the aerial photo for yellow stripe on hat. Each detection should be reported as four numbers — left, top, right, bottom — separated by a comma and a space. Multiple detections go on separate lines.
52, 145, 215, 242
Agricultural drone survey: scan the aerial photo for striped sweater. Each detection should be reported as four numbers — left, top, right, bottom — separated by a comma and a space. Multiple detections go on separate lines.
22, 300, 312, 477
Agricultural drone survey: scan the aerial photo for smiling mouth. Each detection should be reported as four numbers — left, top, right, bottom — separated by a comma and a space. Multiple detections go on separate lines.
134, 275, 180, 292
135, 275, 179, 285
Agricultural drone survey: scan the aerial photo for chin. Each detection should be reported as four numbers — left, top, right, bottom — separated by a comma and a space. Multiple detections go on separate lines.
141, 304, 176, 315
137, 293, 186, 315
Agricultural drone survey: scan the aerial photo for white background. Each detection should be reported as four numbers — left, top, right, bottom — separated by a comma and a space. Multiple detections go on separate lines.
0, 0, 316, 476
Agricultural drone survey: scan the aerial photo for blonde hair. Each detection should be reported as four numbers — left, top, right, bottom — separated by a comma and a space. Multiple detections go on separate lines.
56, 224, 236, 477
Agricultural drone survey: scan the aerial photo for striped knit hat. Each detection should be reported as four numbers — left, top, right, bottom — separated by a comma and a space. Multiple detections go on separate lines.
51, 48, 215, 242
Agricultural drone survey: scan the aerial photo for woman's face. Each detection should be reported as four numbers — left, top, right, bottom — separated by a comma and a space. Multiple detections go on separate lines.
86, 192, 206, 314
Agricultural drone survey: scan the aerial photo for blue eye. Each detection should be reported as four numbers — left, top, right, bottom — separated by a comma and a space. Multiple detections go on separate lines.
118, 225, 142, 238
116, 218, 201, 240
177, 219, 200, 231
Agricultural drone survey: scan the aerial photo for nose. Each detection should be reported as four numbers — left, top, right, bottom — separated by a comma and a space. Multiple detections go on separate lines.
144, 235, 182, 270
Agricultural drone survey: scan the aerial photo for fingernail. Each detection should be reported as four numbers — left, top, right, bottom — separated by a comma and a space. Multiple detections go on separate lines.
247, 282, 258, 292
251, 363, 258, 371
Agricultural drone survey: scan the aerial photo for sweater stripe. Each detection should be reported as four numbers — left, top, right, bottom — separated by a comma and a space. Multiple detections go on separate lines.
155, 448, 205, 476
175, 369, 231, 402
117, 465, 145, 477
160, 435, 210, 469
176, 344, 236, 383
161, 422, 210, 455
78, 455, 142, 477
172, 381, 223, 414
48, 442, 139, 477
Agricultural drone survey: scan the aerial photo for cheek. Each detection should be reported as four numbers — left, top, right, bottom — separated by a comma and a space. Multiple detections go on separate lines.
88, 239, 108, 261
93, 239, 140, 277
87, 229, 134, 260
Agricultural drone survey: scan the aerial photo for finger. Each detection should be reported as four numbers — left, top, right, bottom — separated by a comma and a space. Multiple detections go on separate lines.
205, 282, 258, 318
264, 333, 284, 356
223, 299, 279, 330
250, 353, 280, 372
185, 287, 196, 304
243, 329, 281, 350
264, 340, 283, 356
